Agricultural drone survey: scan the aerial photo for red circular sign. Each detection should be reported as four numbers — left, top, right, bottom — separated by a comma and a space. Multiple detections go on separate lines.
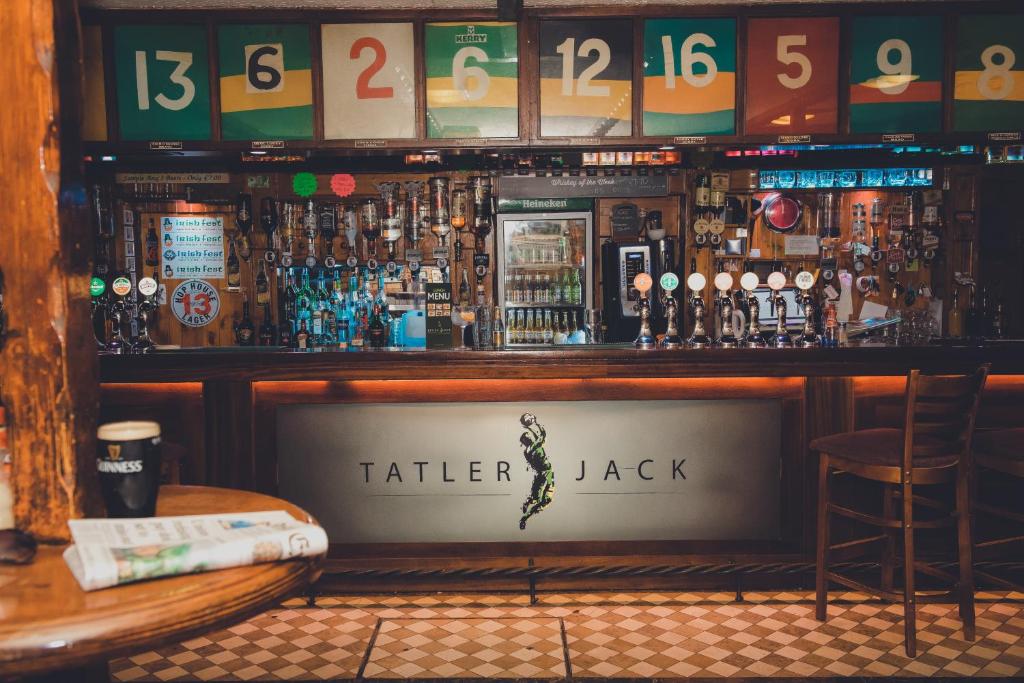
331, 173, 357, 198
763, 194, 803, 233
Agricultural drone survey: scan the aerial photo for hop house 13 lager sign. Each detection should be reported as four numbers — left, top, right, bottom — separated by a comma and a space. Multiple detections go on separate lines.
170, 279, 221, 328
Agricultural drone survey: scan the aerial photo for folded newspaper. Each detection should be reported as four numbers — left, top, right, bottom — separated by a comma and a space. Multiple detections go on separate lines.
63, 511, 328, 591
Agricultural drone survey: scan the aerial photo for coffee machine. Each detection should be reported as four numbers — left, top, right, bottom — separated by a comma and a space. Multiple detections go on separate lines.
601, 216, 678, 343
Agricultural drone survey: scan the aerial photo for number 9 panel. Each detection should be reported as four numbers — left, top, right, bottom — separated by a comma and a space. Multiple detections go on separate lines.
321, 23, 417, 140
954, 14, 1024, 133
744, 17, 839, 135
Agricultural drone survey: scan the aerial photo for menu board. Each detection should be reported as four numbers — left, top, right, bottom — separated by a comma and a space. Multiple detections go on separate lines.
114, 25, 212, 141
425, 283, 453, 349
954, 15, 1024, 132
217, 25, 313, 140
425, 22, 519, 139
643, 18, 736, 136
850, 16, 943, 134
744, 18, 839, 135
82, 25, 108, 141
322, 23, 416, 140
539, 20, 632, 137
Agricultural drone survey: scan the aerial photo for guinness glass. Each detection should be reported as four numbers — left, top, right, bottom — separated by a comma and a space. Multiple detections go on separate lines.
96, 421, 162, 517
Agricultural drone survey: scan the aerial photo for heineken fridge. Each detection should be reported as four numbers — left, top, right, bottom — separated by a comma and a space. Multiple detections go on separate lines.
495, 211, 593, 346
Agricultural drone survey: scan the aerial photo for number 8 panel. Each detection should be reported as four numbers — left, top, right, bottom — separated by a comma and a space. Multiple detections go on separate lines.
954, 14, 1024, 133
321, 23, 417, 140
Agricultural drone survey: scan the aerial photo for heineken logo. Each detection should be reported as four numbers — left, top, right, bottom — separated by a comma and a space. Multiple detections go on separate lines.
456, 25, 487, 44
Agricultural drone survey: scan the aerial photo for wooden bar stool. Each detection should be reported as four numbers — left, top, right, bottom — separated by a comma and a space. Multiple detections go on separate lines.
972, 428, 1024, 591
810, 365, 990, 658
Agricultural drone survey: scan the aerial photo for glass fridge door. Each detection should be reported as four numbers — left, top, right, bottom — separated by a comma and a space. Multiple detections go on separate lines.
496, 212, 592, 345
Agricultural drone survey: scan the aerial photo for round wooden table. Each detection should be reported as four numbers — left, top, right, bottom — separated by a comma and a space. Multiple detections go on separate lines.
0, 485, 323, 680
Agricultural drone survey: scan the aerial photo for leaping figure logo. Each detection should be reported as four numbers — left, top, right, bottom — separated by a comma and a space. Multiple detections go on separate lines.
519, 413, 554, 530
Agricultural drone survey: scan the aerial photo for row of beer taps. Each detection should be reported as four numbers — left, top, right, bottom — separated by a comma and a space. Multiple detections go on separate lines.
632, 268, 820, 349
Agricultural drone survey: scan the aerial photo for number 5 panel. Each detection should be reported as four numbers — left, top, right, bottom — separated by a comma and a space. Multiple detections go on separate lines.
744, 17, 839, 135
954, 14, 1024, 133
217, 24, 314, 141
114, 25, 212, 141
322, 23, 417, 140
643, 18, 737, 137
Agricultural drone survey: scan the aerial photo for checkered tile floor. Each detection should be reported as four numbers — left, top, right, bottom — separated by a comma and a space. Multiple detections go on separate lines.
110, 591, 1024, 680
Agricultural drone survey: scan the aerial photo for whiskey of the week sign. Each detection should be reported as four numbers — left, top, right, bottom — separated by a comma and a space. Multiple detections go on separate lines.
278, 399, 782, 543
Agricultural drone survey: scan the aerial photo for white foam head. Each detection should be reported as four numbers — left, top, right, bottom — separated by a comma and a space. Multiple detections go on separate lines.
686, 272, 706, 292
713, 272, 733, 292
740, 272, 759, 292
97, 421, 161, 441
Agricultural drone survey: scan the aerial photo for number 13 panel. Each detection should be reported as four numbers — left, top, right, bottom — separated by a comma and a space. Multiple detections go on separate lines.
744, 18, 839, 135
322, 23, 417, 140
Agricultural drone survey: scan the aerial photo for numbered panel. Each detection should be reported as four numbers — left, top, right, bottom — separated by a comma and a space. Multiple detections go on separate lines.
954, 15, 1024, 132
744, 18, 839, 135
850, 17, 943, 134
114, 25, 212, 141
539, 20, 632, 137
322, 23, 416, 140
425, 22, 519, 139
218, 24, 313, 140
643, 18, 736, 136
82, 25, 108, 141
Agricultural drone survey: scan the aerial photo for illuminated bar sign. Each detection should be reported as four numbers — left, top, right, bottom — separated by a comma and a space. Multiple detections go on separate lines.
321, 23, 417, 140
425, 22, 519, 139
278, 399, 782, 543
217, 24, 314, 140
500, 174, 668, 199
539, 20, 632, 137
642, 18, 736, 136
849, 16, 943, 134
954, 15, 1024, 132
744, 17, 839, 135
114, 25, 212, 141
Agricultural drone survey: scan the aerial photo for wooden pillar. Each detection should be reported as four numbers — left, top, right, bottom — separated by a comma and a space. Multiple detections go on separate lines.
0, 0, 102, 541
203, 381, 255, 490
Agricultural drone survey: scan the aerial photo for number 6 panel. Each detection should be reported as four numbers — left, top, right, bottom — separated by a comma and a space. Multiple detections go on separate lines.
954, 14, 1024, 133
322, 23, 417, 140
114, 25, 212, 141
744, 17, 839, 136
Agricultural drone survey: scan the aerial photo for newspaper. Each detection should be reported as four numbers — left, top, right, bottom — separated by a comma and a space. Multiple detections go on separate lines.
63, 511, 328, 591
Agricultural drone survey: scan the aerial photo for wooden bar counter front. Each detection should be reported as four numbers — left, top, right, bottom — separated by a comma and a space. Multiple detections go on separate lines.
100, 345, 1024, 592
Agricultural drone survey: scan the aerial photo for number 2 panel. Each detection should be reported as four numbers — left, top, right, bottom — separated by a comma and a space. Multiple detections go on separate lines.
539, 20, 632, 138
322, 23, 416, 140
114, 25, 212, 141
744, 18, 839, 135
954, 15, 1024, 132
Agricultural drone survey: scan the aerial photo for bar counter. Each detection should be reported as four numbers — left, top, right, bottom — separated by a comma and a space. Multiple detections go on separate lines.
98, 343, 1024, 591
99, 342, 1024, 382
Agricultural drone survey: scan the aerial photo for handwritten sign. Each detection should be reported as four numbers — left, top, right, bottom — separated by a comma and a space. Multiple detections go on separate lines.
501, 175, 668, 199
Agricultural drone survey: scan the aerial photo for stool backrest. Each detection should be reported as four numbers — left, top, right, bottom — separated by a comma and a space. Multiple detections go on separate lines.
902, 364, 990, 473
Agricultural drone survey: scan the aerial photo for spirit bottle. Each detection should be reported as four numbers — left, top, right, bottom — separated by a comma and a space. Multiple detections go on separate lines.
227, 240, 241, 292
368, 303, 387, 348
296, 268, 314, 333
235, 300, 255, 346
542, 309, 554, 344
296, 319, 310, 350
492, 306, 505, 350
258, 305, 276, 346
255, 260, 271, 307
144, 218, 159, 267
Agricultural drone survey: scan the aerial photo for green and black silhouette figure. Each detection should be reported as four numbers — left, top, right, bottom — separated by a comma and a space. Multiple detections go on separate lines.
518, 412, 554, 530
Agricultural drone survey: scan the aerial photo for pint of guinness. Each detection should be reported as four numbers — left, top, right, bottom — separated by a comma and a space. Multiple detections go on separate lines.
96, 421, 162, 517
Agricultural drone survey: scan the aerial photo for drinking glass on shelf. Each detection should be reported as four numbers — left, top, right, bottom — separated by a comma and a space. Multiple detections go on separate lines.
451, 304, 476, 351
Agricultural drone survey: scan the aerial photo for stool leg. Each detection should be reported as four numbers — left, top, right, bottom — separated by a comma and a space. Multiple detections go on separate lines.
815, 455, 831, 622
956, 467, 976, 641
902, 477, 917, 658
881, 484, 896, 593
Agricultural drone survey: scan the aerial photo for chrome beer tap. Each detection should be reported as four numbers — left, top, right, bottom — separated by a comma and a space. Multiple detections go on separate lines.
713, 272, 738, 348
685, 272, 710, 348
633, 273, 656, 349
794, 270, 820, 347
767, 271, 792, 348
740, 272, 767, 348
659, 272, 683, 348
